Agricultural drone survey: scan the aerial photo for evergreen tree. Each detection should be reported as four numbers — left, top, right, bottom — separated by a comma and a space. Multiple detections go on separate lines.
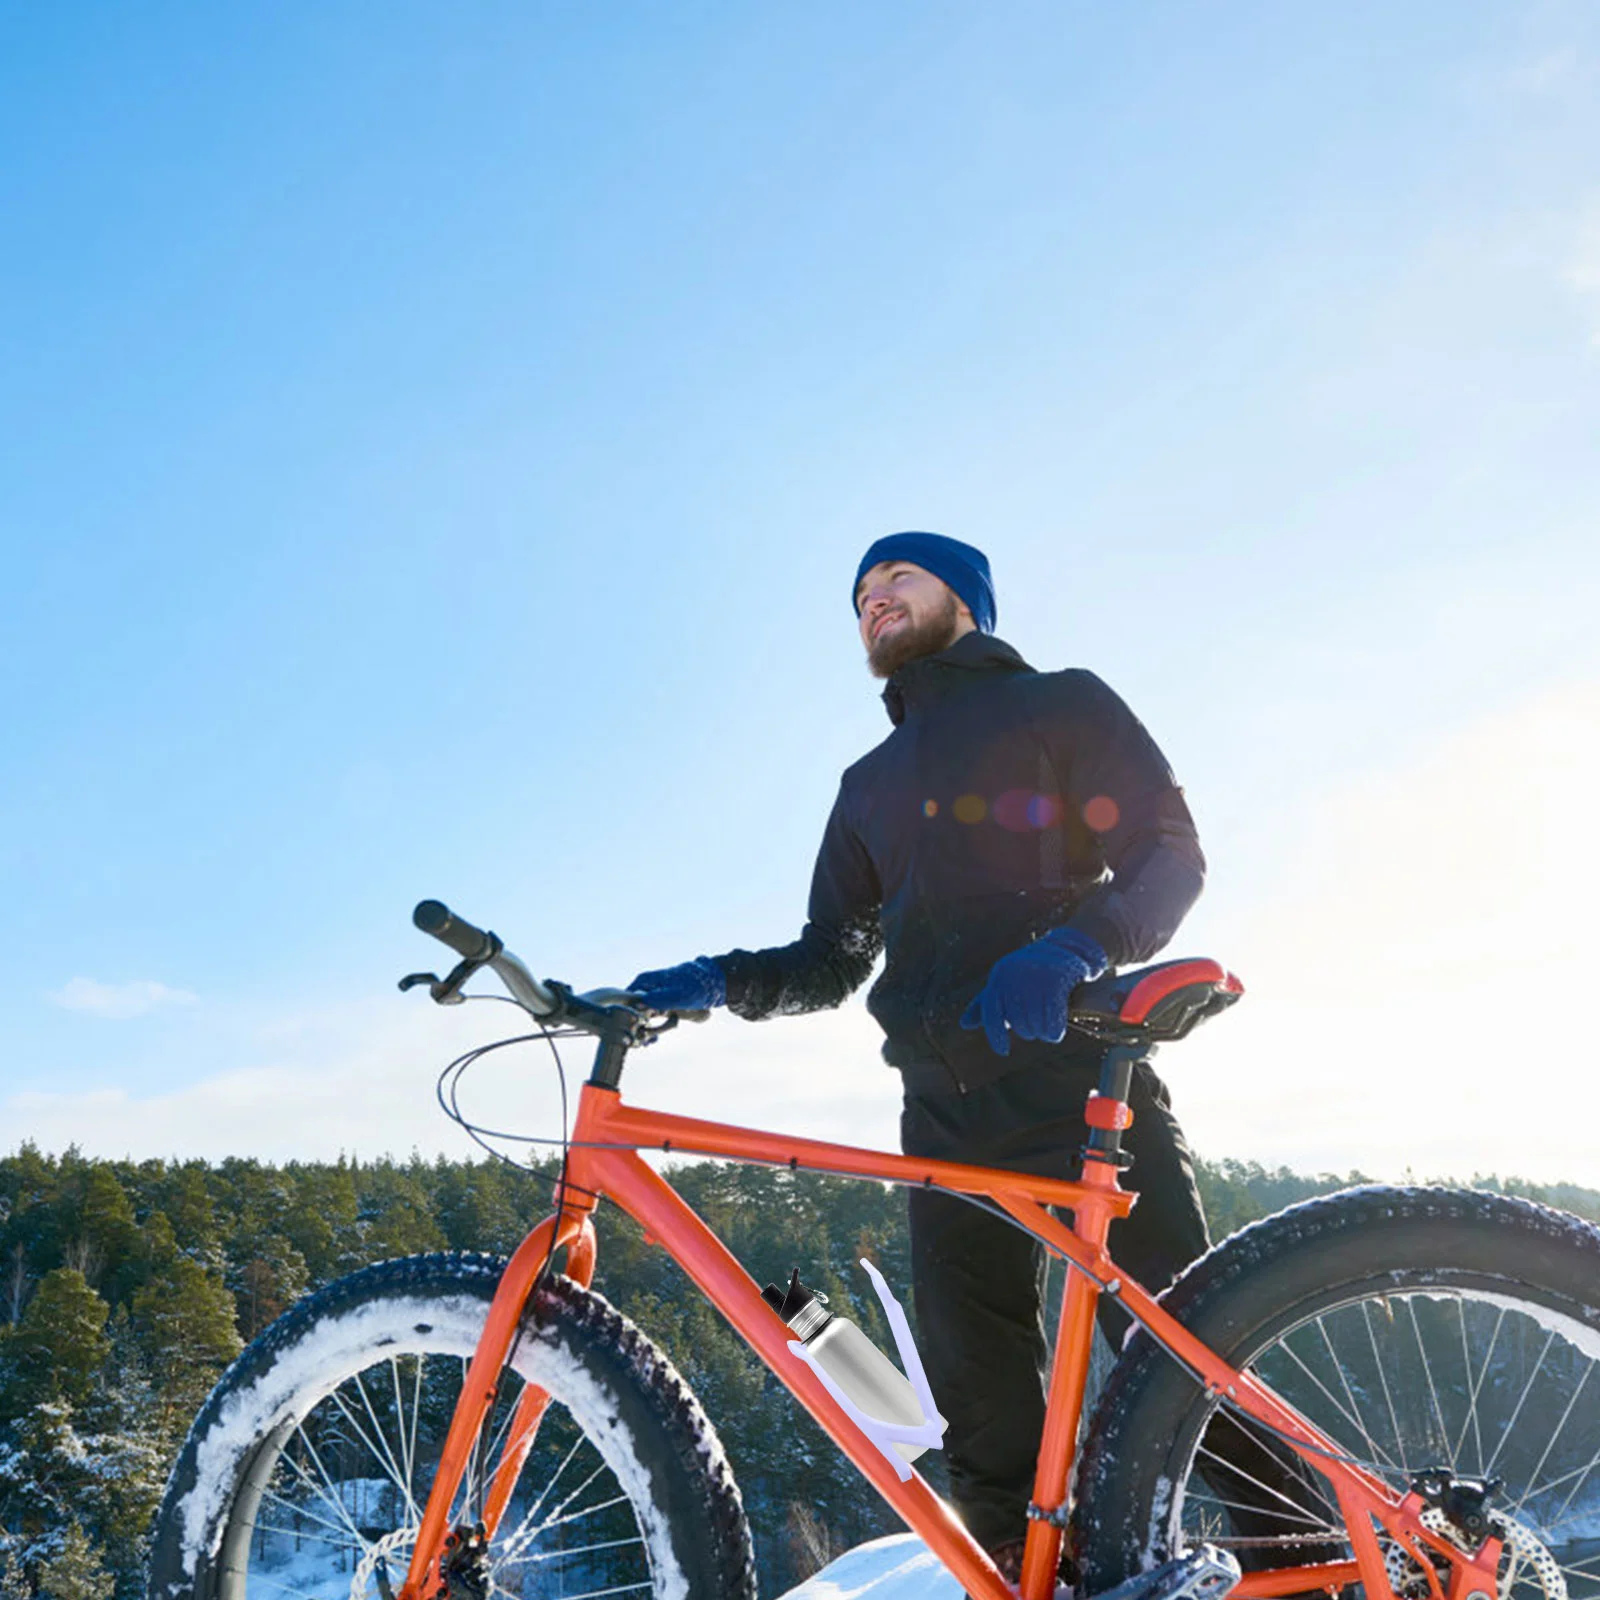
161, 1164, 224, 1271
283, 1160, 361, 1282
434, 1157, 521, 1255
34, 1521, 111, 1600
355, 1160, 445, 1260
0, 1401, 85, 1548
2, 1242, 29, 1328
77, 1312, 169, 1597
1, 1146, 61, 1303
1, 1271, 110, 1415
130, 1224, 240, 1430
221, 1170, 308, 1342
75, 1171, 139, 1305
0, 1545, 30, 1600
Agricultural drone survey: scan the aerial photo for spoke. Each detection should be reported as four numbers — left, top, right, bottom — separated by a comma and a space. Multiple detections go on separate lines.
497, 1427, 591, 1563
1192, 1441, 1339, 1531
326, 1385, 410, 1520
1177, 1531, 1351, 1549
278, 1430, 370, 1553
390, 1355, 417, 1508
1529, 1456, 1600, 1530
354, 1367, 422, 1522
539, 1492, 631, 1534
1452, 1299, 1505, 1472
410, 1354, 427, 1506
1483, 1329, 1557, 1479
1361, 1298, 1409, 1475
546, 1582, 654, 1599
255, 1483, 367, 1550
1405, 1295, 1452, 1461
1312, 1311, 1403, 1475
1272, 1323, 1402, 1475
1185, 1484, 1341, 1536
1514, 1361, 1591, 1519
517, 1534, 647, 1566
532, 1458, 611, 1537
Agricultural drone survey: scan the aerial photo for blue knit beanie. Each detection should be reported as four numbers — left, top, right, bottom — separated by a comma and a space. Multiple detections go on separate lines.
853, 532, 997, 634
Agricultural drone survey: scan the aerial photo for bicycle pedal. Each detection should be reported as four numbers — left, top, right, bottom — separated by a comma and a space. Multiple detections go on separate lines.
1085, 1545, 1241, 1600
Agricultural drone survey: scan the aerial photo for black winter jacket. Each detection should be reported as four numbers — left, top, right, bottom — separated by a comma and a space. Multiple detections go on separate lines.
717, 633, 1204, 1091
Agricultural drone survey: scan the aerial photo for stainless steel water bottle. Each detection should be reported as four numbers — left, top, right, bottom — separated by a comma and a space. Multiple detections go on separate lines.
762, 1269, 930, 1463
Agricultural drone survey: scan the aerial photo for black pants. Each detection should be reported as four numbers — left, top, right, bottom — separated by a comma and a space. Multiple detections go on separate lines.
901, 1054, 1209, 1553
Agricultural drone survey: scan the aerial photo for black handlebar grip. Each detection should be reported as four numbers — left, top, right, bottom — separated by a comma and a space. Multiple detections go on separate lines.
413, 900, 496, 961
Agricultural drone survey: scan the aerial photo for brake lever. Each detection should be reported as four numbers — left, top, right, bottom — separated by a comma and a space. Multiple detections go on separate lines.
397, 952, 488, 1006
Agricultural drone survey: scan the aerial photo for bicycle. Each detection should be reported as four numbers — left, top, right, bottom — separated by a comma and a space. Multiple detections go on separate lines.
149, 899, 1600, 1600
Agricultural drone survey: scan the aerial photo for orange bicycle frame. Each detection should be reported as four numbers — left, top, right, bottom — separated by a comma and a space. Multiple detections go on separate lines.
397, 1081, 1480, 1600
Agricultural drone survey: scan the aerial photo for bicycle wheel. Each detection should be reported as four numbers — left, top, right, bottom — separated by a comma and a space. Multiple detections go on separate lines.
1072, 1188, 1600, 1600
148, 1252, 756, 1600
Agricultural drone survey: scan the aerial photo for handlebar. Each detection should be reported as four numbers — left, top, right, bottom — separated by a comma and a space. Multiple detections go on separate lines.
413, 899, 498, 962
407, 899, 707, 1034
409, 899, 560, 1018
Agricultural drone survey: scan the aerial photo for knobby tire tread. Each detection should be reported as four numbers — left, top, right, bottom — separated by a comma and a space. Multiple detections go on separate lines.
148, 1251, 757, 1600
1069, 1186, 1600, 1593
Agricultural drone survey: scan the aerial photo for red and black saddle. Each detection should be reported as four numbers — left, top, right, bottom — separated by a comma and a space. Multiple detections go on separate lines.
1070, 958, 1243, 1045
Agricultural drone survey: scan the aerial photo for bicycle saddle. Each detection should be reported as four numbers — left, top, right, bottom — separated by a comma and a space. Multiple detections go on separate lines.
1070, 958, 1243, 1044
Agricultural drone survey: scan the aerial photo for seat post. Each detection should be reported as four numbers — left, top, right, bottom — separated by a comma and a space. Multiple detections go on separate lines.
1082, 1041, 1149, 1169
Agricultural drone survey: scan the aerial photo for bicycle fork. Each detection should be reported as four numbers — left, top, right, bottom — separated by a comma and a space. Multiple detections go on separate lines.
396, 1196, 598, 1600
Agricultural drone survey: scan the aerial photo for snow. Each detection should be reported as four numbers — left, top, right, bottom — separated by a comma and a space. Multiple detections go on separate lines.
1446, 1287, 1600, 1363
775, 1533, 1074, 1599
162, 1288, 690, 1600
776, 1534, 966, 1598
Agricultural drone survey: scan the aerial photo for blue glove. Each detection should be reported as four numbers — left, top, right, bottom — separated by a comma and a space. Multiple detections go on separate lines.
627, 956, 727, 1014
960, 928, 1109, 1057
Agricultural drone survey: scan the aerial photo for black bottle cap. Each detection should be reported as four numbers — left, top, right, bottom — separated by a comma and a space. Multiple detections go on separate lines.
760, 1268, 823, 1325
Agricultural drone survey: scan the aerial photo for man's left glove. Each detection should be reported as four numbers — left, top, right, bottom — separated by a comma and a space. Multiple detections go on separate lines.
627, 955, 728, 1014
960, 927, 1109, 1057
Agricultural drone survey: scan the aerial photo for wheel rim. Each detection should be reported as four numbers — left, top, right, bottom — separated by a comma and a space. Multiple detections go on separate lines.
208, 1296, 672, 1600
1173, 1284, 1600, 1600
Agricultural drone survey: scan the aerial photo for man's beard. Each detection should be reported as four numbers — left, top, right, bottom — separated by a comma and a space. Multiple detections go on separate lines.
866, 590, 962, 679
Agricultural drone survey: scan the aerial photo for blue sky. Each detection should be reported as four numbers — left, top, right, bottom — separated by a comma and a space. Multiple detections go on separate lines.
3, 3, 1598, 1181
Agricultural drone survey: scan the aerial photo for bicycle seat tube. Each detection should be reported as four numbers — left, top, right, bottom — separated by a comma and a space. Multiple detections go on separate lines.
1022, 1041, 1148, 1596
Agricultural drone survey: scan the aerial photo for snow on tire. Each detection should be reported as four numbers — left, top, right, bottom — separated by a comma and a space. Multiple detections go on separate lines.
148, 1252, 757, 1600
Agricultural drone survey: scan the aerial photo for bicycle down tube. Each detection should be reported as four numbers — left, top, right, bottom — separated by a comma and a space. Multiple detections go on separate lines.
397, 1079, 1417, 1600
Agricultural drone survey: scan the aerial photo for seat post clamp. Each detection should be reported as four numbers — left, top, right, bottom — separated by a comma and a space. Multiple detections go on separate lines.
1026, 1500, 1070, 1530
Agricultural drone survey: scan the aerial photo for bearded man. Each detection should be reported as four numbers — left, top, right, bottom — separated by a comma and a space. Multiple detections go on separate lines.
630, 531, 1210, 1577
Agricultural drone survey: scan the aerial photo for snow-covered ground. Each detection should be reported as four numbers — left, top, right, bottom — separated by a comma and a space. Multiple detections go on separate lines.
778, 1535, 967, 1598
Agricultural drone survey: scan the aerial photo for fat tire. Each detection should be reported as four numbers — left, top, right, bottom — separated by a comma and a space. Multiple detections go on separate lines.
1070, 1186, 1600, 1594
148, 1251, 757, 1600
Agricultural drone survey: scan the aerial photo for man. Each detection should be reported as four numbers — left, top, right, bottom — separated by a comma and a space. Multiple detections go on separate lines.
630, 532, 1210, 1577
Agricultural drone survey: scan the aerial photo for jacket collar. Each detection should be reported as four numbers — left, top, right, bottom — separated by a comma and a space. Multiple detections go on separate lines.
881, 632, 1033, 725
